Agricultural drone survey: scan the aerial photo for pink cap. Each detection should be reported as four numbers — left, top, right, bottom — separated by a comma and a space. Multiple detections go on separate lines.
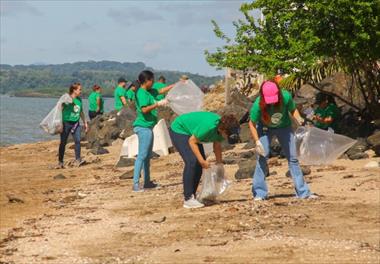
262, 81, 279, 104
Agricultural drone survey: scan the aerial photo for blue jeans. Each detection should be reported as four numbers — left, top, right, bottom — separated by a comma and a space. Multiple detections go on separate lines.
58, 122, 81, 163
169, 129, 206, 200
252, 124, 311, 199
133, 127, 154, 185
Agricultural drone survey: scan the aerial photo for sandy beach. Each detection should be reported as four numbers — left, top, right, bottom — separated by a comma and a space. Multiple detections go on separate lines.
0, 139, 379, 263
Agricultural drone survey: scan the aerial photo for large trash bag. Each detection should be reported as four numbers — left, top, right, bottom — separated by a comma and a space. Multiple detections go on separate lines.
40, 93, 72, 135
198, 164, 230, 202
166, 79, 204, 115
295, 126, 356, 165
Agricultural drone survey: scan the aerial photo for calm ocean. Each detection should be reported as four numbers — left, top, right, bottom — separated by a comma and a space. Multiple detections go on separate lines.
0, 95, 115, 146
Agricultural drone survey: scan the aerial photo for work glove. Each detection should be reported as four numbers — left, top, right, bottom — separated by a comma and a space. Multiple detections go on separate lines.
157, 98, 169, 107
255, 140, 265, 157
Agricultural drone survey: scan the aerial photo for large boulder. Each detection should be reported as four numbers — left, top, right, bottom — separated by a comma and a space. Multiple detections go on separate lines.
367, 131, 380, 156
217, 89, 252, 121
235, 160, 256, 180
346, 138, 370, 160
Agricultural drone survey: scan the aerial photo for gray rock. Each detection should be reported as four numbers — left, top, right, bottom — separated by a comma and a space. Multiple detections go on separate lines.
348, 152, 369, 160
115, 156, 135, 168
90, 147, 109, 155
286, 166, 311, 178
239, 151, 255, 159
151, 152, 160, 159
367, 131, 380, 156
243, 141, 255, 150
6, 194, 24, 203
224, 158, 239, 165
239, 123, 251, 143
53, 174, 66, 180
235, 160, 256, 180
119, 170, 133, 180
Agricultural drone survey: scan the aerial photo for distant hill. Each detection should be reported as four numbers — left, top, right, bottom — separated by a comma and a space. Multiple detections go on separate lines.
0, 61, 222, 97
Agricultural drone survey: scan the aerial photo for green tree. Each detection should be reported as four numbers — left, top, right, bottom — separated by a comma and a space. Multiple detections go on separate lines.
206, 0, 380, 117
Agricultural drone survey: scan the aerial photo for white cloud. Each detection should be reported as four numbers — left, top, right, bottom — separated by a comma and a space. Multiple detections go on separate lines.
0, 1, 43, 17
107, 7, 164, 26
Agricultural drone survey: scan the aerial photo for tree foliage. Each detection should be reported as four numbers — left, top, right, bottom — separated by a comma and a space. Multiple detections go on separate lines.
205, 0, 380, 116
0, 61, 221, 97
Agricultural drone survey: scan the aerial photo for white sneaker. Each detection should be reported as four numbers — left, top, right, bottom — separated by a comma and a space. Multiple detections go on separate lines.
254, 197, 265, 201
183, 195, 205, 209
307, 193, 319, 199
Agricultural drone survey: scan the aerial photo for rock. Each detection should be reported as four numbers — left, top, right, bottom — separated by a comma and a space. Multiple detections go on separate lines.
243, 141, 255, 150
367, 131, 380, 156
115, 156, 135, 168
223, 158, 239, 165
90, 147, 109, 155
235, 160, 256, 180
239, 151, 255, 159
6, 194, 24, 203
119, 170, 133, 180
364, 161, 380, 168
222, 141, 235, 152
217, 89, 252, 121
151, 152, 160, 159
53, 174, 66, 180
270, 137, 284, 158
85, 155, 101, 164
286, 166, 311, 178
239, 123, 251, 143
153, 216, 166, 223
348, 152, 369, 160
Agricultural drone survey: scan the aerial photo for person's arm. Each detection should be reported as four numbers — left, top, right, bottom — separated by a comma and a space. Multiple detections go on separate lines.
291, 108, 304, 125
213, 141, 223, 164
80, 111, 88, 132
120, 96, 127, 107
96, 97, 101, 113
158, 84, 175, 94
249, 120, 260, 142
141, 103, 159, 114
189, 135, 209, 169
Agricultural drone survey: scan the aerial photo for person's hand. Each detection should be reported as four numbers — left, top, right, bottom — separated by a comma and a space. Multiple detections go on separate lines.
157, 98, 169, 107
255, 140, 265, 156
200, 160, 210, 169
295, 116, 305, 125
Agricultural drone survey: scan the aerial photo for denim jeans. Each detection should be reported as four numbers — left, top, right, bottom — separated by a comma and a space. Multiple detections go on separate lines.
169, 129, 206, 200
133, 126, 154, 185
58, 122, 81, 163
252, 124, 311, 199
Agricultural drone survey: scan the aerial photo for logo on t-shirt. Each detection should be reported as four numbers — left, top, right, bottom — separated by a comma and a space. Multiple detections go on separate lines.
271, 113, 283, 125
73, 105, 80, 113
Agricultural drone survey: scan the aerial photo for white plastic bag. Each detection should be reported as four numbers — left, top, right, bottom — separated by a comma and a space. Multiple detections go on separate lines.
166, 79, 204, 115
198, 164, 230, 202
40, 93, 72, 135
295, 126, 356, 165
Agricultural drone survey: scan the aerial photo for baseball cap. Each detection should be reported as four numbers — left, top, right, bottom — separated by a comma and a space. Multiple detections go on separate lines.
262, 81, 279, 104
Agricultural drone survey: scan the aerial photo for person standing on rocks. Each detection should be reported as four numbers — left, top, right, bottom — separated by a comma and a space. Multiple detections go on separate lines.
114, 77, 131, 111
313, 93, 341, 132
58, 83, 88, 168
249, 80, 317, 200
169, 112, 240, 209
150, 75, 175, 101
88, 84, 104, 120
132, 70, 168, 192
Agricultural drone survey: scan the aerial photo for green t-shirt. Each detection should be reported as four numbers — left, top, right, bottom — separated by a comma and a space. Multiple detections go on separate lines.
88, 91, 104, 113
150, 82, 167, 101
250, 90, 296, 128
315, 103, 340, 130
171, 111, 224, 142
62, 97, 82, 122
126, 89, 135, 101
114, 85, 126, 111
133, 88, 158, 128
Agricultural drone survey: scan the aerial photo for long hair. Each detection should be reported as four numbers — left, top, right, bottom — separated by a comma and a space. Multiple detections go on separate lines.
259, 80, 283, 124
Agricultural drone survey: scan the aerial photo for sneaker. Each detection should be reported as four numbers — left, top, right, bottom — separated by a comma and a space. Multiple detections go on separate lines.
307, 193, 319, 199
55, 162, 64, 169
74, 159, 85, 167
254, 196, 265, 201
183, 195, 204, 209
144, 181, 159, 189
133, 183, 144, 192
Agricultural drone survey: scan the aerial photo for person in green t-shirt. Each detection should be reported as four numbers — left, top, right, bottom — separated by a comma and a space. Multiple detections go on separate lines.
132, 71, 168, 192
150, 76, 175, 101
88, 84, 104, 120
313, 93, 341, 132
170, 111, 240, 209
114, 77, 131, 111
249, 80, 316, 201
58, 83, 88, 168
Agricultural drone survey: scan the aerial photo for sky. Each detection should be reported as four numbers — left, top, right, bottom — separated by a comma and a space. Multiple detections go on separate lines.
0, 0, 258, 76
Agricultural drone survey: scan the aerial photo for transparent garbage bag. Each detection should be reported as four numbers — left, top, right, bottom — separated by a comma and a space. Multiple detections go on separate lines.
166, 79, 204, 115
198, 164, 230, 202
295, 126, 357, 165
40, 93, 72, 135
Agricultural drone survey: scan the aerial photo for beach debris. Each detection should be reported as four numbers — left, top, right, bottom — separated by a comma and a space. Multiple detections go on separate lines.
6, 194, 24, 203
364, 161, 380, 168
153, 216, 166, 224
53, 174, 66, 180
343, 174, 354, 179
